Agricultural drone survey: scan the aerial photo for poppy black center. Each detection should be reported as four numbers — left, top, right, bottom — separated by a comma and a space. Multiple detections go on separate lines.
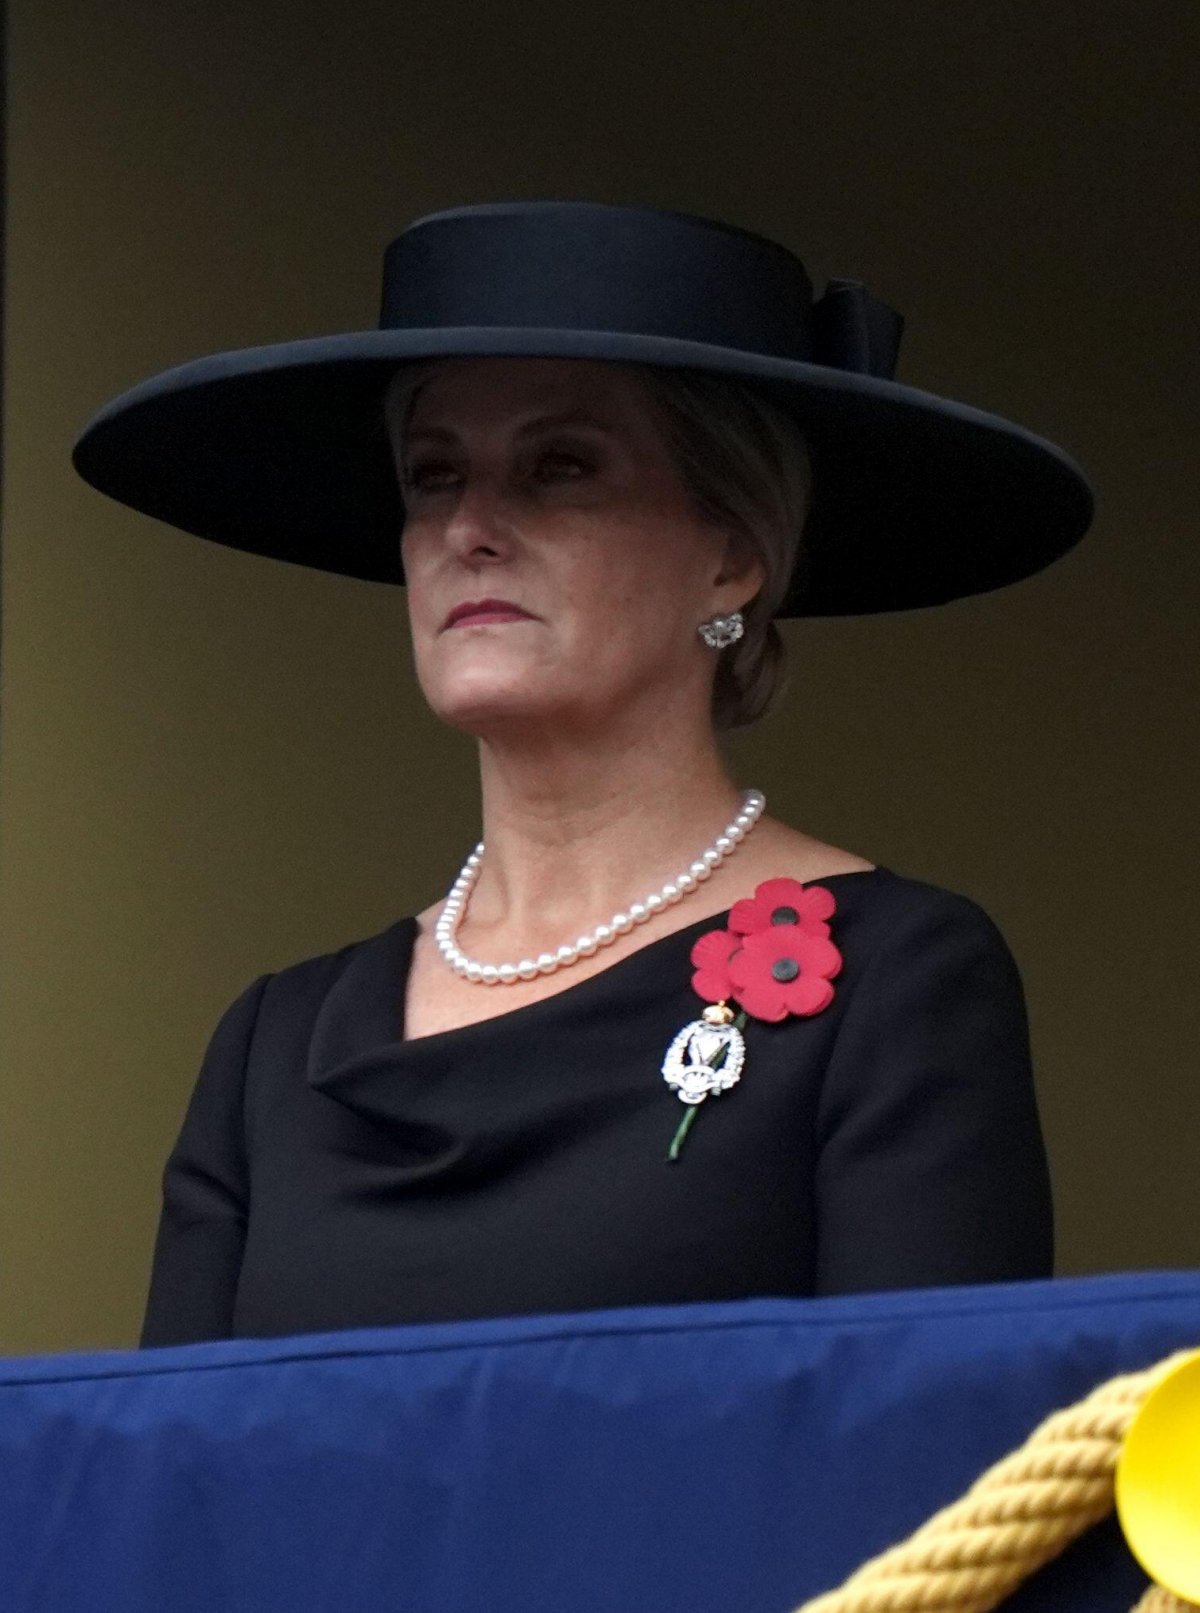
771, 957, 800, 983
770, 905, 799, 925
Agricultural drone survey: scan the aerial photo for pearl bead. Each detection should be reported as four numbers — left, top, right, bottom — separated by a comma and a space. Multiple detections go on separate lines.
727, 823, 745, 842
536, 953, 557, 973
690, 861, 711, 881
497, 964, 517, 984
517, 960, 539, 979
466, 962, 484, 982
594, 924, 613, 944
576, 934, 599, 956
703, 848, 721, 867
612, 912, 632, 934
662, 883, 681, 904
556, 945, 577, 965
480, 964, 500, 984
629, 902, 648, 923
645, 893, 664, 912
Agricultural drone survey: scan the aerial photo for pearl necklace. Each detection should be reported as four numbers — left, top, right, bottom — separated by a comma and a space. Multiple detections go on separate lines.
435, 788, 766, 985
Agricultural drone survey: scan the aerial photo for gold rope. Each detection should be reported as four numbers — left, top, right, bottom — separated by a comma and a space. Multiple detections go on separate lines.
1132, 1590, 1197, 1613
791, 1349, 1199, 1613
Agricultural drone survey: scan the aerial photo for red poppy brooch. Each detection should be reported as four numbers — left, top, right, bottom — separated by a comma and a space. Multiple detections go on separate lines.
662, 877, 843, 1159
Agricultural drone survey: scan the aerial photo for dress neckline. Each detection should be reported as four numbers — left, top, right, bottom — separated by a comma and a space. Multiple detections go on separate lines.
305, 867, 896, 1102
395, 865, 893, 1049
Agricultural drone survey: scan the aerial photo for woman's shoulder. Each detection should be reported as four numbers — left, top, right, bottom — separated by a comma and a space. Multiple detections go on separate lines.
758, 822, 1005, 923
810, 868, 1025, 1012
237, 913, 415, 1011
747, 825, 1019, 981
752, 821, 877, 883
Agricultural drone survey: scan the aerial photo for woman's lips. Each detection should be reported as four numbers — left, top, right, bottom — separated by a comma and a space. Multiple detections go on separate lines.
442, 599, 537, 630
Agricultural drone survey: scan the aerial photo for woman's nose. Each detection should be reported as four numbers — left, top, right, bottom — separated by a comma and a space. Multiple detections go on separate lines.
442, 478, 516, 562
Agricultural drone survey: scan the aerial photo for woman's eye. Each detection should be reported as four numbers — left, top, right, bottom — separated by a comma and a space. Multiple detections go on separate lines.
534, 450, 591, 480
400, 460, 454, 492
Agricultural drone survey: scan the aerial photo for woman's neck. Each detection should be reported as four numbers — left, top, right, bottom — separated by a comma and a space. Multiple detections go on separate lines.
460, 719, 745, 952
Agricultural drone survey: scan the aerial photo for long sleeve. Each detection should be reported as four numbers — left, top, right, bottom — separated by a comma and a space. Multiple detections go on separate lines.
139, 972, 273, 1347
812, 891, 1053, 1294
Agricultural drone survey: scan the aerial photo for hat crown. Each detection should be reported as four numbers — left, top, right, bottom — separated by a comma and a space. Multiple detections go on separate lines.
379, 200, 817, 361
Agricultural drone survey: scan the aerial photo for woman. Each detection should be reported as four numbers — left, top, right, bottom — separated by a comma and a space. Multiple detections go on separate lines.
72, 201, 1093, 1347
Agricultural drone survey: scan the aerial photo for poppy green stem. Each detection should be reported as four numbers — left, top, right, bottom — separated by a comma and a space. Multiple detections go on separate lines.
667, 1105, 700, 1161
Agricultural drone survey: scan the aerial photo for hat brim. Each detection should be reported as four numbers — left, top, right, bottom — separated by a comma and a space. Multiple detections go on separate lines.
71, 325, 1094, 617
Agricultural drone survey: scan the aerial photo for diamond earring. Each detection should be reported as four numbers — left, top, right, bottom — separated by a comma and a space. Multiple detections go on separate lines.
697, 611, 744, 649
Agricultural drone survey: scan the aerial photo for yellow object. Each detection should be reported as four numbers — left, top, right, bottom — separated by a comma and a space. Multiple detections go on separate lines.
1116, 1348, 1200, 1602
791, 1348, 1200, 1613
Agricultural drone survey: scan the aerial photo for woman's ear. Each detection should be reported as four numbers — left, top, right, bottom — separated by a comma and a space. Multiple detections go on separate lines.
713, 533, 766, 612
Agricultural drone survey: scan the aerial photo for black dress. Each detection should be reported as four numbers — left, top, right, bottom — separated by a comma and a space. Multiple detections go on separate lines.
138, 867, 1054, 1347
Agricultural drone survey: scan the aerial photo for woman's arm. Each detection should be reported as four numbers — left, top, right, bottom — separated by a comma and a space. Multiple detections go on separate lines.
812, 890, 1053, 1293
138, 972, 273, 1346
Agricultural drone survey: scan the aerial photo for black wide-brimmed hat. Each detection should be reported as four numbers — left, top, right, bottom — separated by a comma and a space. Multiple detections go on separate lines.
72, 199, 1094, 616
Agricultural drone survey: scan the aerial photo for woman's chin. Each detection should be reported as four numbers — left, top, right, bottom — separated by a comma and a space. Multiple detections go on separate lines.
426, 678, 577, 736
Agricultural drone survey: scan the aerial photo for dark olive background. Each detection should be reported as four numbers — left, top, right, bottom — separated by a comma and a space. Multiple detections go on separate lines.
1, 0, 1195, 1351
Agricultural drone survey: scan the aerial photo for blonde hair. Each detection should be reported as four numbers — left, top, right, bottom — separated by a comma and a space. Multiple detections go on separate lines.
382, 359, 812, 729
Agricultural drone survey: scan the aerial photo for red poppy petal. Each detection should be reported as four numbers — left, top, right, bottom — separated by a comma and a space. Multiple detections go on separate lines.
732, 975, 790, 1022
728, 897, 768, 935
754, 876, 810, 910
798, 918, 832, 939
800, 885, 836, 923
727, 940, 786, 988
726, 947, 755, 988
776, 929, 839, 974
690, 928, 738, 969
692, 966, 734, 1003
784, 974, 835, 1015
734, 926, 792, 964
803, 936, 842, 978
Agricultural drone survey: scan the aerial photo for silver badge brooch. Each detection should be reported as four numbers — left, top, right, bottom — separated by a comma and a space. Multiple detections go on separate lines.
661, 1002, 746, 1106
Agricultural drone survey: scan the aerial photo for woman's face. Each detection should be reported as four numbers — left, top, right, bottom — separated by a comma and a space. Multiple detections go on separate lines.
396, 356, 761, 738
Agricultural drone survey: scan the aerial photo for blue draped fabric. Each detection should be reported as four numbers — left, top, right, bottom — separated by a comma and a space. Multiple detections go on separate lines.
3, 1271, 1199, 1613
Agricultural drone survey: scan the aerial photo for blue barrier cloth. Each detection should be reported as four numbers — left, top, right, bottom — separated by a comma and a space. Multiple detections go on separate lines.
2, 1271, 1199, 1613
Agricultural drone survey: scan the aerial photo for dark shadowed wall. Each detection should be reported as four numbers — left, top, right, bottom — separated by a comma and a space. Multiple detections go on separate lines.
1, 0, 1196, 1351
